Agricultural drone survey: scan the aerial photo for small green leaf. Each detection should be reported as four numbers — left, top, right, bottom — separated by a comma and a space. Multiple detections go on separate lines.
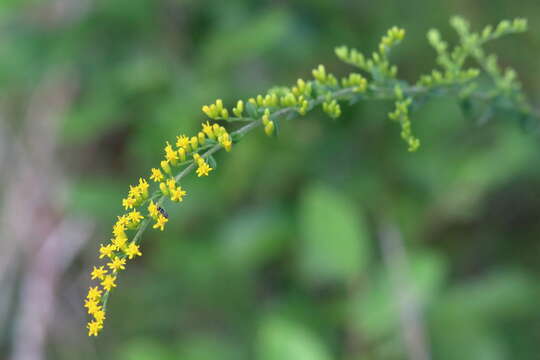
207, 155, 218, 170
272, 118, 280, 137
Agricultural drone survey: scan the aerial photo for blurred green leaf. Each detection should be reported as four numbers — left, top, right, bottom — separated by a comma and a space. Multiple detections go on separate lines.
199, 9, 291, 71
117, 339, 174, 360
298, 183, 371, 284
69, 177, 125, 218
175, 335, 239, 360
257, 316, 333, 360
410, 250, 448, 302
350, 271, 397, 338
219, 207, 289, 271
115, 54, 169, 95
62, 87, 123, 142
352, 250, 446, 340
436, 270, 538, 324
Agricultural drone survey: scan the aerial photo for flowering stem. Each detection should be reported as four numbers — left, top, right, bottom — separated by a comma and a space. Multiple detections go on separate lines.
99, 86, 358, 311
102, 78, 493, 308
86, 18, 539, 337
99, 76, 522, 312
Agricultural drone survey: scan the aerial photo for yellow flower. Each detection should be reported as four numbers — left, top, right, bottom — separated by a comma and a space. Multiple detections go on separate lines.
148, 200, 159, 219
107, 257, 126, 272
112, 235, 127, 250
170, 187, 186, 202
87, 286, 103, 300
98, 244, 116, 259
84, 298, 100, 314
125, 243, 142, 259
150, 168, 164, 182
218, 132, 232, 152
122, 196, 136, 210
87, 320, 103, 336
222, 138, 232, 151
115, 215, 129, 227
93, 309, 106, 324
112, 221, 126, 238
153, 214, 168, 231
202, 121, 215, 139
83, 298, 95, 309
196, 161, 213, 177
212, 123, 223, 136
128, 184, 142, 199
164, 141, 179, 163
138, 178, 149, 197
128, 210, 144, 225
101, 275, 117, 291
90, 266, 107, 280
166, 178, 176, 192
176, 135, 190, 150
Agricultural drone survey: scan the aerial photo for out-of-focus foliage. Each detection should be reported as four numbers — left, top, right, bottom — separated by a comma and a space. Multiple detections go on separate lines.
299, 184, 371, 284
2, 0, 540, 359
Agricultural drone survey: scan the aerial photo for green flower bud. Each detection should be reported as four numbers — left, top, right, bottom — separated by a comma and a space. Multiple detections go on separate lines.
264, 121, 274, 136
233, 100, 244, 117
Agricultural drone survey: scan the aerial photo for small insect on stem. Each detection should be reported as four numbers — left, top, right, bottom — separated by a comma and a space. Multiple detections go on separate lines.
157, 206, 169, 219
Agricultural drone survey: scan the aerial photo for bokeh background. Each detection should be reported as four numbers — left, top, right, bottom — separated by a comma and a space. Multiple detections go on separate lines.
1, 0, 540, 359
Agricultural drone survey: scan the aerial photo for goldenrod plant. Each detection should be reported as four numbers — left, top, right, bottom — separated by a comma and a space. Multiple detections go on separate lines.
84, 16, 536, 336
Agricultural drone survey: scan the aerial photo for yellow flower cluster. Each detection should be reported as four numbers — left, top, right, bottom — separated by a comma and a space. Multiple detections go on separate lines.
152, 121, 232, 186
83, 65, 368, 338
148, 200, 168, 231
83, 31, 405, 337
121, 178, 149, 210
193, 153, 213, 177
204, 122, 233, 152
202, 99, 229, 120
242, 75, 319, 136
85, 209, 144, 335
85, 119, 234, 335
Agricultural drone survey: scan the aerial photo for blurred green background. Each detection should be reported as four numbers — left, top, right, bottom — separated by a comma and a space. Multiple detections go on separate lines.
1, 0, 540, 359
